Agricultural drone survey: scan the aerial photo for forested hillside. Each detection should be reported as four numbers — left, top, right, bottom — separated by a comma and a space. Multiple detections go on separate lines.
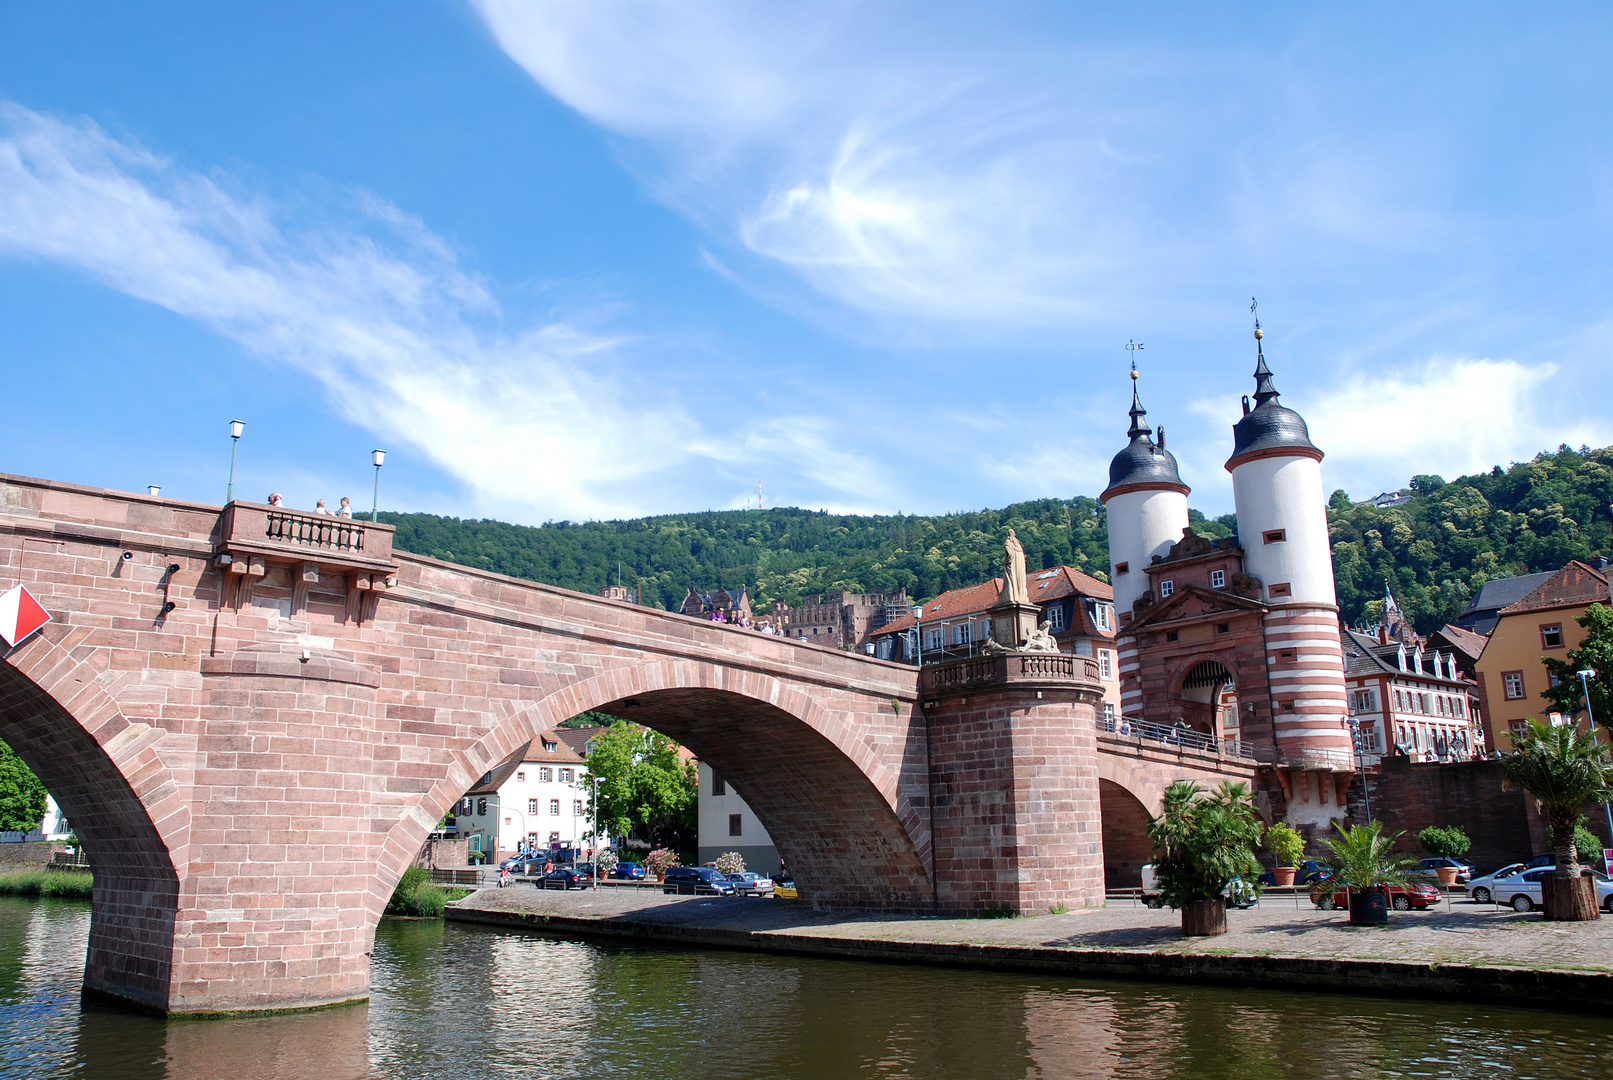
384, 444, 1613, 636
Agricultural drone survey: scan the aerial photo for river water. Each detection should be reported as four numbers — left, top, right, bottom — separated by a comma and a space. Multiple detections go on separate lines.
3, 897, 1612, 1079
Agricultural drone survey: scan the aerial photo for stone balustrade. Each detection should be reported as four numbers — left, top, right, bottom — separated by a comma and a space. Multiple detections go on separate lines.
218, 501, 398, 576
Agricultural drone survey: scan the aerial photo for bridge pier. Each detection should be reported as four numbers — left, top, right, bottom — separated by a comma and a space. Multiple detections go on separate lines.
921, 653, 1108, 914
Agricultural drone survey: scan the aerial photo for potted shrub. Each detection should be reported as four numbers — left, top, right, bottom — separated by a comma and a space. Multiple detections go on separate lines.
1320, 821, 1417, 926
713, 851, 746, 876
644, 847, 680, 881
1500, 720, 1613, 920
1265, 822, 1305, 887
595, 849, 619, 881
1147, 780, 1265, 937
1417, 825, 1471, 886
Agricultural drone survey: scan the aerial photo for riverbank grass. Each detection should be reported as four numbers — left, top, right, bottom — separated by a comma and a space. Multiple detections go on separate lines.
0, 870, 93, 899
385, 865, 468, 918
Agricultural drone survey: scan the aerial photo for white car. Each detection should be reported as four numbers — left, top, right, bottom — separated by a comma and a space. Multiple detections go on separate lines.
1465, 863, 1526, 904
725, 872, 774, 897
1476, 866, 1613, 912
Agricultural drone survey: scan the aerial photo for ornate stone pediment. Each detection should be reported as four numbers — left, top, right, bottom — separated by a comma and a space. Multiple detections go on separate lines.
1127, 582, 1268, 634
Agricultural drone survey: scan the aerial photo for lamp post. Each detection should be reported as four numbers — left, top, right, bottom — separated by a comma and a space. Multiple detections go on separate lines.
1578, 668, 1613, 845
591, 773, 604, 889
912, 605, 923, 668
226, 420, 244, 503
370, 449, 386, 522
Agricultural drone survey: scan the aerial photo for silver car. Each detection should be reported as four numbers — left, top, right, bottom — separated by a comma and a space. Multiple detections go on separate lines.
1475, 866, 1613, 912
1466, 863, 1525, 904
726, 872, 774, 897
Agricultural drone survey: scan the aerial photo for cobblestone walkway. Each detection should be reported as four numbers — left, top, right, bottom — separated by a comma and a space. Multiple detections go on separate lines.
452, 885, 1613, 974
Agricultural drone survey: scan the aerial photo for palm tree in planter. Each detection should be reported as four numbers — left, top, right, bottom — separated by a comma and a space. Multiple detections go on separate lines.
1500, 719, 1613, 921
1147, 780, 1265, 936
1320, 821, 1418, 925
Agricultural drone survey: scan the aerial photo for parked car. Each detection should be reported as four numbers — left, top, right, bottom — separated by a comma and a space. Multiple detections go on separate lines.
1139, 865, 1258, 910
1313, 881, 1442, 911
573, 862, 596, 880
1466, 863, 1527, 903
726, 872, 774, 897
1412, 857, 1473, 885
609, 861, 646, 880
1256, 860, 1334, 887
662, 866, 737, 896
772, 876, 798, 900
499, 851, 545, 872
540, 866, 591, 890
1479, 867, 1613, 912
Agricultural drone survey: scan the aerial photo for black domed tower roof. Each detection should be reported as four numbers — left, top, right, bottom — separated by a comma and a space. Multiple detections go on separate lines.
1100, 366, 1189, 502
1226, 321, 1322, 469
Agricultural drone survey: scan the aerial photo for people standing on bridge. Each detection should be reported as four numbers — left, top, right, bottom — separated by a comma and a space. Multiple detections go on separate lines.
267, 492, 284, 506
314, 499, 330, 515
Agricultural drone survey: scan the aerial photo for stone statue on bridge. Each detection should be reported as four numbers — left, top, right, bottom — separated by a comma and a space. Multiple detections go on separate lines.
1000, 528, 1029, 605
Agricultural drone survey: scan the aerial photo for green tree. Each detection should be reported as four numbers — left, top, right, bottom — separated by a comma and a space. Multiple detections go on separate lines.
1147, 780, 1265, 918
1321, 821, 1419, 891
1500, 719, 1613, 877
584, 721, 698, 852
1541, 604, 1613, 729
0, 740, 47, 834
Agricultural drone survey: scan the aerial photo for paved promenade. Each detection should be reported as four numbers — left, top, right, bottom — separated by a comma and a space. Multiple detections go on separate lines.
447, 886, 1613, 1010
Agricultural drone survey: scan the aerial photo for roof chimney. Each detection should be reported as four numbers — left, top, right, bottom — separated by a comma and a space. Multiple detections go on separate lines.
1241, 394, 1251, 416
1157, 425, 1166, 450
1378, 624, 1389, 645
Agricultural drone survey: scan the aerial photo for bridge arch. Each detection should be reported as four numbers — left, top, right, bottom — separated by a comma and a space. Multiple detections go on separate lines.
375, 660, 932, 924
0, 627, 185, 1012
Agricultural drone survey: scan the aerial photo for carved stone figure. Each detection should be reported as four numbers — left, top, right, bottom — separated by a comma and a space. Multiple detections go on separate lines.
1000, 528, 1029, 605
1022, 620, 1060, 653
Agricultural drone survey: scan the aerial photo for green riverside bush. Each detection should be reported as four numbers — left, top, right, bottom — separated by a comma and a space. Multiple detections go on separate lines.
0, 871, 94, 899
386, 864, 452, 918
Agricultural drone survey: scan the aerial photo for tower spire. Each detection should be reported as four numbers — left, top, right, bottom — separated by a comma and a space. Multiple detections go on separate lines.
1250, 297, 1280, 407
1126, 340, 1151, 441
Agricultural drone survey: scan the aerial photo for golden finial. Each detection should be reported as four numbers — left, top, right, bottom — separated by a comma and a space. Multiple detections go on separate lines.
1251, 297, 1264, 340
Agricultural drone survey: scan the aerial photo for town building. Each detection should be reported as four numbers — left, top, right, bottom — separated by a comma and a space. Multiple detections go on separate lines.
680, 586, 752, 622
1453, 571, 1556, 636
774, 589, 910, 650
1342, 626, 1484, 762
866, 569, 1122, 719
696, 762, 780, 875
1474, 560, 1610, 751
454, 732, 593, 863
1102, 326, 1354, 831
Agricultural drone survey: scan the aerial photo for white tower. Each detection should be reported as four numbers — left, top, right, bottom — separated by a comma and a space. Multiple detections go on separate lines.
1225, 315, 1352, 783
1101, 365, 1189, 721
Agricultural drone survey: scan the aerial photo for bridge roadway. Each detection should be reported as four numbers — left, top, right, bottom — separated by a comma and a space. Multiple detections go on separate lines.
0, 473, 1252, 1015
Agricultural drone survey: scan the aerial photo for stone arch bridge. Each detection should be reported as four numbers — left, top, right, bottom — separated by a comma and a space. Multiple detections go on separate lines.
0, 474, 1253, 1015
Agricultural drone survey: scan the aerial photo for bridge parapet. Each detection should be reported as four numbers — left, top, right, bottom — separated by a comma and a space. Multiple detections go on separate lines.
919, 651, 1101, 699
219, 501, 398, 583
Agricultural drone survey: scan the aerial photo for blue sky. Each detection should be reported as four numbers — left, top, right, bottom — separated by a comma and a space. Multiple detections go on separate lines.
2, 3, 1609, 524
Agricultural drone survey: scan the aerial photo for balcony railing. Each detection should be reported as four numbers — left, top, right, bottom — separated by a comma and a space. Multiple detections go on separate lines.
1097, 715, 1256, 760
219, 502, 397, 572
919, 651, 1100, 696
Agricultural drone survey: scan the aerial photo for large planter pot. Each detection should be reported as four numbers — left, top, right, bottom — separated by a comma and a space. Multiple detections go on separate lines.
1273, 867, 1297, 887
1182, 898, 1228, 937
1542, 874, 1600, 921
1435, 866, 1460, 887
1348, 887, 1389, 925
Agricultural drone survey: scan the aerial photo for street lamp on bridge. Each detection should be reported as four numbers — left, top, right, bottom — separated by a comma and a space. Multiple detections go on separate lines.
226, 420, 244, 503
370, 449, 386, 522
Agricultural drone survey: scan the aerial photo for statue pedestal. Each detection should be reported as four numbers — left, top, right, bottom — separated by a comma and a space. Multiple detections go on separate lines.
989, 601, 1040, 649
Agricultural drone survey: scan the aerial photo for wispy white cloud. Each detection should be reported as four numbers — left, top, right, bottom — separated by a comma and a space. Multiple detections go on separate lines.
0, 104, 723, 519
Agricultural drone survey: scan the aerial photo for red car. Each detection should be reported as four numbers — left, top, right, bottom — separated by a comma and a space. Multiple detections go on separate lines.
1313, 882, 1442, 911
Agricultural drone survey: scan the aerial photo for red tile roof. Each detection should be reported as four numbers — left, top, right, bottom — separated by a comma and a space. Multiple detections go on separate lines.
873, 566, 1114, 638
1499, 560, 1609, 616
1432, 623, 1488, 661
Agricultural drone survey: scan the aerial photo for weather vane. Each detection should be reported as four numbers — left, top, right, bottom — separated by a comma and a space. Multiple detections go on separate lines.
1127, 338, 1143, 379
1250, 296, 1261, 333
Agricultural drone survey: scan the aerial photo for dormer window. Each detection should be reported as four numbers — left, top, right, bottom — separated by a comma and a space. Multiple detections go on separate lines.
1396, 644, 1407, 672
544, 740, 557, 753
1159, 581, 1174, 598
1413, 649, 1425, 675
1210, 569, 1225, 589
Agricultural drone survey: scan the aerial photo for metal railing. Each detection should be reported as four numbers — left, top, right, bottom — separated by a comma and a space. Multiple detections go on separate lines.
265, 510, 368, 553
1098, 715, 1255, 759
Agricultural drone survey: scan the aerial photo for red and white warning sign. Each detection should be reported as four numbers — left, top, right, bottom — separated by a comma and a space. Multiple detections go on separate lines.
0, 584, 51, 648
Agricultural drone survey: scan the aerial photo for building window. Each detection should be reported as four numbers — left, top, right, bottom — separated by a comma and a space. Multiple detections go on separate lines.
1210, 569, 1225, 589
574, 800, 583, 816
729, 814, 743, 837
1509, 718, 1530, 741
1281, 700, 1295, 713
538, 767, 551, 783
954, 622, 972, 645
1114, 562, 1129, 575
1541, 624, 1564, 649
1263, 529, 1286, 544
1094, 603, 1113, 631
1216, 622, 1230, 634
1046, 605, 1066, 632
516, 771, 525, 783
1268, 582, 1291, 598
549, 799, 560, 816
979, 618, 992, 640
1165, 631, 1179, 642
1502, 671, 1525, 700
712, 774, 726, 796
1103, 702, 1116, 722
1352, 690, 1375, 713
924, 628, 944, 651
1099, 650, 1114, 680
559, 768, 573, 783
528, 799, 538, 815
1278, 649, 1296, 663
1159, 580, 1174, 598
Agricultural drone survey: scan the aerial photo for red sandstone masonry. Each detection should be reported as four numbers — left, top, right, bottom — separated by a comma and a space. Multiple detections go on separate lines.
0, 473, 1255, 1014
